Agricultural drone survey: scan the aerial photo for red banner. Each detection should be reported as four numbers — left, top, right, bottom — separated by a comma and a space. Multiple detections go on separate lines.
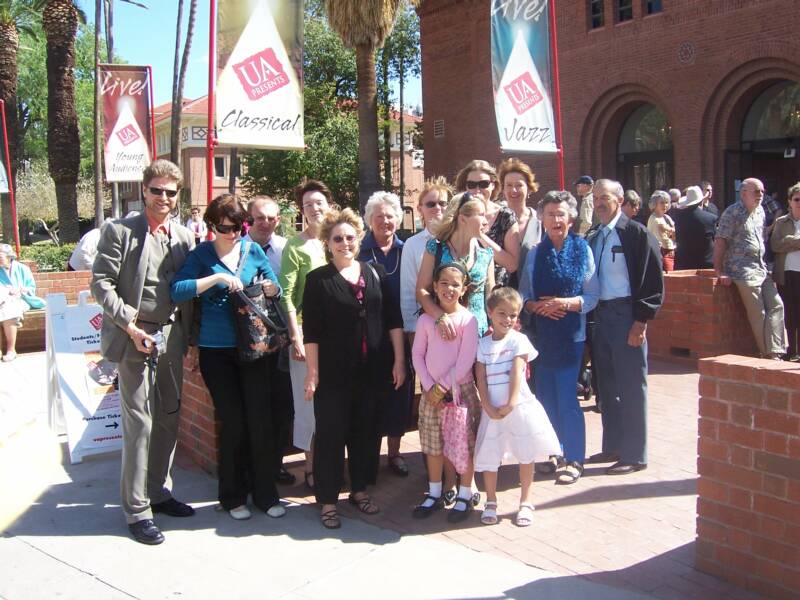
99, 65, 156, 182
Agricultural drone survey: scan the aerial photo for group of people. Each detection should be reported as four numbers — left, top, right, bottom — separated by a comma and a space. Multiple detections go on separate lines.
90, 155, 798, 545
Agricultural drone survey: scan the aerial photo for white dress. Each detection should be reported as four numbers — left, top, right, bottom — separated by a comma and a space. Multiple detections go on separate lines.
473, 330, 561, 472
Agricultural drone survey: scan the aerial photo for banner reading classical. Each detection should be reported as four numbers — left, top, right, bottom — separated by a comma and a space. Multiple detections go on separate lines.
216, 0, 304, 150
491, 0, 558, 153
99, 65, 155, 182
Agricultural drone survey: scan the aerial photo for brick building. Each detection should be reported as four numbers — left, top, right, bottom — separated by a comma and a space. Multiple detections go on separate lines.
418, 0, 800, 206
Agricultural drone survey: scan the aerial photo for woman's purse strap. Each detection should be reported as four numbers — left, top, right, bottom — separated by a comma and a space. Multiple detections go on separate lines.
235, 240, 251, 281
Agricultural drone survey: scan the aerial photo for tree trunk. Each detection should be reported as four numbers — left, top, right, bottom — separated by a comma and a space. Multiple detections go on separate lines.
171, 0, 198, 168
170, 0, 184, 165
44, 0, 81, 243
355, 44, 380, 214
0, 22, 20, 243
379, 49, 391, 191
105, 0, 120, 218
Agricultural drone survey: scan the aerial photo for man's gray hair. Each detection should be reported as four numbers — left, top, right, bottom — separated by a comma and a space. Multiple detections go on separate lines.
668, 188, 681, 201
364, 191, 403, 227
594, 178, 624, 199
537, 190, 578, 221
649, 190, 671, 210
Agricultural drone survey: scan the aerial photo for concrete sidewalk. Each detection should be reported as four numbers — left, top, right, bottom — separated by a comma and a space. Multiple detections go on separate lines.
0, 422, 646, 600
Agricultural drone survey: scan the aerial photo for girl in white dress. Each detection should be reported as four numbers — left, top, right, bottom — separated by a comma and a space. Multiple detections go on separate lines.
474, 287, 560, 527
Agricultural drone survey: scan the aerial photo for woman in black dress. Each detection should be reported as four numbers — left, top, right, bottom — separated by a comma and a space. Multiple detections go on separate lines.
302, 208, 406, 529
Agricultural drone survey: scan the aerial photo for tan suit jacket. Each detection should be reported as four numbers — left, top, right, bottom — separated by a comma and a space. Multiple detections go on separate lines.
91, 213, 195, 362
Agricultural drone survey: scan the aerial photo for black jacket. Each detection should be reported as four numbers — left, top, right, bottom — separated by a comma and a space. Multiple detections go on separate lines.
586, 212, 664, 322
302, 261, 403, 383
674, 204, 717, 270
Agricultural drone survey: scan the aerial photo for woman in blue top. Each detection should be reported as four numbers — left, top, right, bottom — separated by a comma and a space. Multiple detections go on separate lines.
0, 243, 44, 362
416, 191, 495, 337
171, 193, 284, 521
519, 191, 599, 485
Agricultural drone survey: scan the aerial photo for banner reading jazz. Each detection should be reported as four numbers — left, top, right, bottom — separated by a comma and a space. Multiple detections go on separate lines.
491, 0, 558, 153
99, 65, 155, 182
216, 0, 304, 149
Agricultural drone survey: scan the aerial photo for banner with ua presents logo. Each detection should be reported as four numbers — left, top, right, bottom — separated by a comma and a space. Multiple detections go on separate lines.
216, 0, 304, 150
491, 0, 558, 153
99, 64, 155, 182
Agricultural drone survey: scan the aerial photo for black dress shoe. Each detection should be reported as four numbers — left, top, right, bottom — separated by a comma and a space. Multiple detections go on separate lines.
586, 452, 620, 464
128, 519, 164, 545
275, 466, 296, 485
412, 494, 444, 518
606, 461, 647, 475
151, 498, 195, 517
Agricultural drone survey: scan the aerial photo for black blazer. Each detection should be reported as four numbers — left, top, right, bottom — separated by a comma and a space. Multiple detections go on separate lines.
302, 261, 403, 383
675, 205, 717, 270
587, 212, 664, 322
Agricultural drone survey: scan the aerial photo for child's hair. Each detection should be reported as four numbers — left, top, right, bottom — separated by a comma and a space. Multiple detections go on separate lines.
487, 286, 522, 313
431, 261, 470, 307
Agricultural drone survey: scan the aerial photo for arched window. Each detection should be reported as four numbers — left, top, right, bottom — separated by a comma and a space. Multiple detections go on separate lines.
618, 103, 673, 153
742, 81, 800, 142
617, 103, 674, 205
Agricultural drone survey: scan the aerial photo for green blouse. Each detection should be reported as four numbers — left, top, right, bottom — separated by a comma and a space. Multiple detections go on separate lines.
278, 234, 327, 320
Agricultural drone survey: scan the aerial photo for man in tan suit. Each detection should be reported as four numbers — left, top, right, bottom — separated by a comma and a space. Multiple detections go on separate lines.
92, 160, 196, 545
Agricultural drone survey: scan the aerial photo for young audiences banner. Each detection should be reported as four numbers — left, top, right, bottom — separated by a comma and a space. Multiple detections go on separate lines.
491, 0, 558, 153
216, 0, 304, 149
99, 65, 155, 182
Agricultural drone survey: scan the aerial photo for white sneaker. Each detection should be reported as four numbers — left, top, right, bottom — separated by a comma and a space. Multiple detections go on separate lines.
266, 504, 286, 518
229, 505, 251, 520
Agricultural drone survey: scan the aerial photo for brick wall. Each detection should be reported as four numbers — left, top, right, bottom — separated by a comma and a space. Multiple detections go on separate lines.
696, 355, 800, 600
177, 355, 219, 475
648, 269, 759, 362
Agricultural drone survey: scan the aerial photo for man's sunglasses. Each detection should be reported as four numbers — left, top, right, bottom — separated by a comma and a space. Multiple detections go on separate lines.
331, 234, 356, 244
424, 200, 448, 209
466, 180, 492, 190
214, 223, 241, 234
149, 186, 179, 198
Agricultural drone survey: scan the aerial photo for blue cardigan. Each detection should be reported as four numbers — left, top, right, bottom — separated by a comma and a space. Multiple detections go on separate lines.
171, 240, 281, 348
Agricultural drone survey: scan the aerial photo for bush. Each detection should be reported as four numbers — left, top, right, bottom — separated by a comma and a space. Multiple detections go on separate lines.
20, 243, 77, 272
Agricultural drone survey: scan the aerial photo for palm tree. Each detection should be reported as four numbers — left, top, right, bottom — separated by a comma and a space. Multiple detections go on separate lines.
324, 0, 403, 213
43, 0, 82, 242
170, 0, 197, 167
0, 0, 43, 242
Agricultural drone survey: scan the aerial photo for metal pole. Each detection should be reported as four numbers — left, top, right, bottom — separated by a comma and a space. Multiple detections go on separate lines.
206, 0, 217, 232
0, 101, 20, 256
94, 0, 105, 228
548, 0, 565, 188
105, 0, 121, 219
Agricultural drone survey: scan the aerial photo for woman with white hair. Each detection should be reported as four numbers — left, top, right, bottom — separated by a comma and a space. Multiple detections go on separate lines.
0, 244, 44, 362
358, 191, 413, 479
647, 191, 676, 272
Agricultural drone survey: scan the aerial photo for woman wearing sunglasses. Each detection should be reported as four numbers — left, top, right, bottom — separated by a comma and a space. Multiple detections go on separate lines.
171, 193, 284, 522
301, 208, 405, 529
454, 160, 520, 288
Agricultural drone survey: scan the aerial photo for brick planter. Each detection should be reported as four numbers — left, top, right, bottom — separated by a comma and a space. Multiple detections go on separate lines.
648, 269, 758, 362
177, 355, 220, 475
696, 355, 800, 600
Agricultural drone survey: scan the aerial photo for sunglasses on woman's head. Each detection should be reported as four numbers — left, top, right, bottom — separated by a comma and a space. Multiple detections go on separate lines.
465, 180, 492, 190
331, 234, 356, 244
148, 186, 179, 198
214, 223, 241, 234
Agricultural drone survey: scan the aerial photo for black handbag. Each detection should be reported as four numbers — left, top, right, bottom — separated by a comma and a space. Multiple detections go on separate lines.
230, 242, 291, 362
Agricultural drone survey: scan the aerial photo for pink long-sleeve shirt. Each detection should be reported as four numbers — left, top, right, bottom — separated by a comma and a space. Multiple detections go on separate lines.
412, 308, 479, 392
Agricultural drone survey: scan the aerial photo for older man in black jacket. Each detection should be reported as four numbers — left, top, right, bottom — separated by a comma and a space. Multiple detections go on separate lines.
586, 179, 664, 475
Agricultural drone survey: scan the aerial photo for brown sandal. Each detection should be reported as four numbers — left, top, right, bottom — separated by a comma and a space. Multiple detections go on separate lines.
348, 494, 380, 515
320, 509, 341, 529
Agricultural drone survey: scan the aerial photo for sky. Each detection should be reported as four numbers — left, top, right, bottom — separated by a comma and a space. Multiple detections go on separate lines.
87, 0, 422, 111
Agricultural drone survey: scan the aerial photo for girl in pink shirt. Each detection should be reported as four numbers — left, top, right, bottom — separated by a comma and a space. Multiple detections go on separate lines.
411, 263, 480, 523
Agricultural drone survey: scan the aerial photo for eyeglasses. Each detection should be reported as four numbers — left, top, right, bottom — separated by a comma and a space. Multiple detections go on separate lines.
424, 200, 448, 209
214, 223, 241, 234
465, 180, 492, 190
149, 186, 179, 198
331, 234, 356, 244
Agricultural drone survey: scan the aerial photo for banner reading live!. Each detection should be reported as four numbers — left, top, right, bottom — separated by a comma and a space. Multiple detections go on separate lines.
491, 0, 558, 153
216, 0, 304, 150
99, 64, 155, 182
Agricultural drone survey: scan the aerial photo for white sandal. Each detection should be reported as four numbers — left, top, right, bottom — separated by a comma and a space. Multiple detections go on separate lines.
481, 501, 498, 525
515, 503, 534, 527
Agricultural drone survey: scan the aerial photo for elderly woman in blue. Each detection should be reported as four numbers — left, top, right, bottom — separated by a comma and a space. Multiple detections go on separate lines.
171, 193, 284, 521
519, 191, 599, 485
